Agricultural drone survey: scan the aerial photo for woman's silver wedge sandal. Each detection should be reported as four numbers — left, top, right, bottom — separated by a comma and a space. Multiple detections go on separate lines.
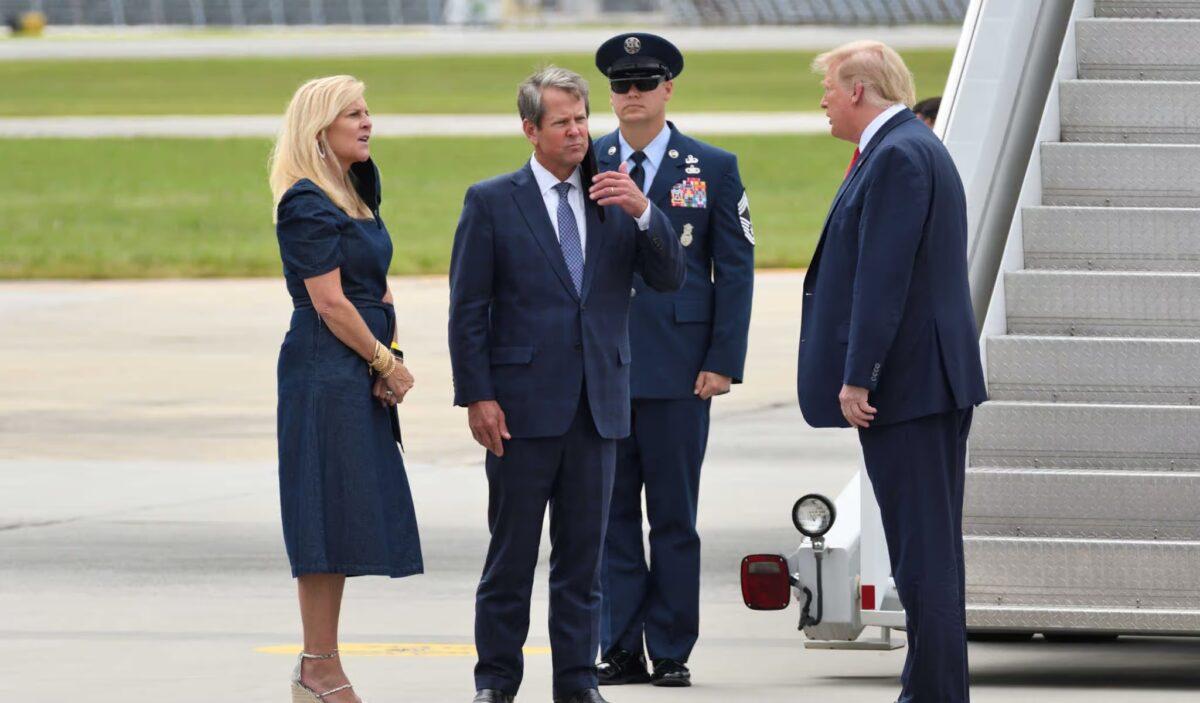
290, 650, 362, 702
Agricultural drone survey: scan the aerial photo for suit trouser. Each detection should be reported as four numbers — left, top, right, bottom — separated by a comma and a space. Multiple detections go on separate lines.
858, 407, 973, 703
600, 396, 711, 662
474, 394, 617, 698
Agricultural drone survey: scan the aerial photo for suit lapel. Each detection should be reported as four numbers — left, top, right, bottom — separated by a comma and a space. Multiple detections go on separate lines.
809, 110, 918, 289
580, 198, 603, 302
511, 165, 581, 301
648, 126, 686, 206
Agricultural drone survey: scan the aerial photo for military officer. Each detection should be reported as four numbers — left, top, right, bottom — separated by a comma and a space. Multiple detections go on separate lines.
592, 32, 755, 689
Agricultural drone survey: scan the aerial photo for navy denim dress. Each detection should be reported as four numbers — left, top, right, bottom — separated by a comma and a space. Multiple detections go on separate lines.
274, 162, 423, 578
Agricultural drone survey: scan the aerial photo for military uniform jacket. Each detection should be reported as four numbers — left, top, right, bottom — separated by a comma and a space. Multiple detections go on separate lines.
596, 123, 755, 399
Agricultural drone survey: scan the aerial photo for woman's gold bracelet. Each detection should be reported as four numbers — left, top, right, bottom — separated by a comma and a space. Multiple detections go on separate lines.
370, 340, 397, 378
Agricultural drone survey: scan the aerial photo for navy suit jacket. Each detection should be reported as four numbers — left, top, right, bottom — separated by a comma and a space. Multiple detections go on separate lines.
596, 123, 755, 399
797, 109, 988, 428
448, 161, 685, 440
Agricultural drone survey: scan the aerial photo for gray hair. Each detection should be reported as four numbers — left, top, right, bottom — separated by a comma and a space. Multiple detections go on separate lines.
517, 66, 590, 127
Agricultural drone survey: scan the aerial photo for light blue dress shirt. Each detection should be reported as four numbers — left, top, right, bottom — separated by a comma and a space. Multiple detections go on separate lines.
618, 123, 672, 195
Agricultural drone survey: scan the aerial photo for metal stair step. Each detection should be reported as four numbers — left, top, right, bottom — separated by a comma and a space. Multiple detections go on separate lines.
1078, 18, 1200, 79
1096, 0, 1200, 19
986, 335, 1200, 403
1023, 206, 1200, 272
964, 467, 1200, 539
1060, 80, 1200, 143
1042, 143, 1200, 207
970, 401, 1200, 469
1005, 270, 1200, 337
966, 536, 1200, 612
967, 604, 1200, 634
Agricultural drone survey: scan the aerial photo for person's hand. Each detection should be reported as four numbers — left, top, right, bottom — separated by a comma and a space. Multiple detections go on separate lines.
694, 371, 732, 400
839, 384, 877, 428
468, 400, 511, 457
379, 361, 414, 405
589, 163, 649, 219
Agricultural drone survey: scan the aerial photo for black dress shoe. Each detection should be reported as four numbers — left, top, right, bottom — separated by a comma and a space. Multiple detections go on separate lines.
554, 688, 609, 703
650, 659, 691, 687
597, 648, 651, 685
472, 689, 514, 703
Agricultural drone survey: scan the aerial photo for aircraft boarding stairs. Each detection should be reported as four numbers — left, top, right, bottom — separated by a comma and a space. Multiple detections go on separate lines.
964, 0, 1200, 634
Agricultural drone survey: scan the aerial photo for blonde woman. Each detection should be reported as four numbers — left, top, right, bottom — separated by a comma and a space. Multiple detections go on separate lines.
269, 75, 422, 703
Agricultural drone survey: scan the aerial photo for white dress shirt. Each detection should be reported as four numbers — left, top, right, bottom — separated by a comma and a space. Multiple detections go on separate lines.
529, 155, 652, 262
858, 103, 906, 153
618, 122, 672, 194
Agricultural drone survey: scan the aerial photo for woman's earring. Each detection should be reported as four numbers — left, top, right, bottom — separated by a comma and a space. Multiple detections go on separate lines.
317, 141, 327, 159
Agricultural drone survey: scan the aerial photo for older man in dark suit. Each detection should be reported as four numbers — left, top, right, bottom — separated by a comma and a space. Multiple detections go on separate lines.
798, 41, 988, 703
449, 66, 684, 703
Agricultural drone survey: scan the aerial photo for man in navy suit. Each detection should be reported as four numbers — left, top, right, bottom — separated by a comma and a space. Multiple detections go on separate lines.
798, 41, 987, 703
449, 66, 685, 703
590, 33, 754, 689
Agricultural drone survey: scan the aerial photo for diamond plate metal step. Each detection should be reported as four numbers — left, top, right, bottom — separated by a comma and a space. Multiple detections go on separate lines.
1078, 19, 1200, 80
1041, 143, 1200, 207
1060, 80, 1200, 143
967, 604, 1200, 634
1096, 0, 1200, 19
1005, 270, 1200, 337
969, 401, 1200, 469
966, 536, 1200, 611
1023, 206, 1200, 272
964, 467, 1200, 539
986, 335, 1200, 403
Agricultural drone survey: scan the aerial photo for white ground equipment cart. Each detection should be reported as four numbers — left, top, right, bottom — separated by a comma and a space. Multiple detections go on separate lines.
742, 0, 1200, 646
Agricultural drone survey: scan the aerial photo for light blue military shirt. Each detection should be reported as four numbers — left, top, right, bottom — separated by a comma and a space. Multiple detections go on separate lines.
618, 123, 672, 195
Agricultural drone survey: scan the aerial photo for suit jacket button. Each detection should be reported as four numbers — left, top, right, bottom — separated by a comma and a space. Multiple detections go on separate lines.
630, 287, 637, 298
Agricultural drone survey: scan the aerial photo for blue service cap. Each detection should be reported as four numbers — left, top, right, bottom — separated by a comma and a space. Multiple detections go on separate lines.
595, 32, 684, 80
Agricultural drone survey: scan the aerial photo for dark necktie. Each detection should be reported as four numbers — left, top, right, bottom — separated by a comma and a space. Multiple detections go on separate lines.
629, 150, 648, 193
553, 182, 584, 294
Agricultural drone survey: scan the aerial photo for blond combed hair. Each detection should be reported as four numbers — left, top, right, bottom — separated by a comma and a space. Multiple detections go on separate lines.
812, 40, 916, 109
269, 75, 372, 221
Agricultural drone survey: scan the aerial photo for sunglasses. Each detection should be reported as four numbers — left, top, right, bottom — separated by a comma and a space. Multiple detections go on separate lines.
610, 76, 666, 94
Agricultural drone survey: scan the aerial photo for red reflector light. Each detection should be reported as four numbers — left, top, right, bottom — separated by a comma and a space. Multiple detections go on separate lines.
740, 554, 791, 610
861, 583, 876, 611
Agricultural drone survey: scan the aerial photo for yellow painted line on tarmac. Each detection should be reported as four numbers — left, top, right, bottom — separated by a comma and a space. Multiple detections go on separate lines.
256, 643, 552, 657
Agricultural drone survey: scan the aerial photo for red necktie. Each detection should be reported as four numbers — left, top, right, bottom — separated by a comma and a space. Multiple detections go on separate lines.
844, 148, 861, 179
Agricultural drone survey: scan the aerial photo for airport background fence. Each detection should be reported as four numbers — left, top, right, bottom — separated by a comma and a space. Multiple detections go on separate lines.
2, 0, 967, 26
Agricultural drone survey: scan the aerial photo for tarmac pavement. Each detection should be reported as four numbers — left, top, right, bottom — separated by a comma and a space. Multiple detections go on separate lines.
2, 274, 1199, 701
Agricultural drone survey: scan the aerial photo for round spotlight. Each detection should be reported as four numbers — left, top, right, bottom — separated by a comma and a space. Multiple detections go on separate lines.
791, 494, 836, 538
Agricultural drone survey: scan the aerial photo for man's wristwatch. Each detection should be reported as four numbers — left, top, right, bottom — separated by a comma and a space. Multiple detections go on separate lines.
390, 341, 404, 363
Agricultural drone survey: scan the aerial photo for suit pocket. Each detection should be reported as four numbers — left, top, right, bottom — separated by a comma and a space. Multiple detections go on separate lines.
674, 300, 712, 324
490, 346, 535, 366
617, 343, 632, 366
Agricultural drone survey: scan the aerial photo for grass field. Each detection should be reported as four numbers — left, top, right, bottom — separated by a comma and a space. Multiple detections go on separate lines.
0, 50, 953, 116
0, 134, 850, 279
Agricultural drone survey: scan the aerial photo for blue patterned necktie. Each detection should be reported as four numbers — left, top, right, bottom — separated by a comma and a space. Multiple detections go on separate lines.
553, 182, 584, 294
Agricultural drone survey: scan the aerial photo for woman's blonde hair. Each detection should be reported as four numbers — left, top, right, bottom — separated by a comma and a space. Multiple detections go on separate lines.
269, 75, 372, 221
812, 40, 916, 109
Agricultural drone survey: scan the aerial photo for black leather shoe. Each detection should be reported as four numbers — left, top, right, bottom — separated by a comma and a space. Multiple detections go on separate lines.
472, 689, 514, 703
650, 659, 691, 687
597, 648, 651, 685
554, 688, 609, 703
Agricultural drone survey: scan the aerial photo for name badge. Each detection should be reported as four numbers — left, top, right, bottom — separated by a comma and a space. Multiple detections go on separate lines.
670, 178, 707, 209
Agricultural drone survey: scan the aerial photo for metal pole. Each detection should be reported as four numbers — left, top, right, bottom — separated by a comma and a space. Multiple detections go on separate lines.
110, 0, 126, 25
269, 0, 285, 25
967, 0, 1074, 333
231, 0, 246, 26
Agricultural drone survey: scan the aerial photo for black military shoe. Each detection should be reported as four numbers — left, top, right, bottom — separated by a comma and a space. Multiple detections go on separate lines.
597, 648, 651, 685
554, 688, 609, 703
472, 689, 514, 703
650, 659, 691, 687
